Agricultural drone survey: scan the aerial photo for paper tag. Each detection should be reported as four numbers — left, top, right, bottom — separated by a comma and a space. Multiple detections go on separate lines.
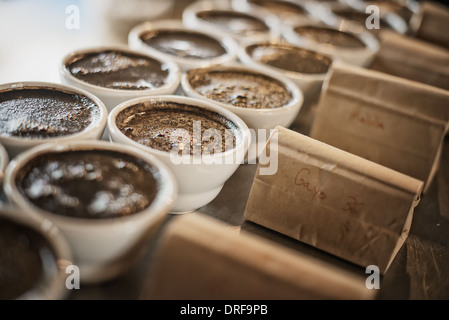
370, 30, 449, 91
244, 126, 423, 274
141, 212, 375, 300
310, 63, 449, 193
412, 1, 449, 50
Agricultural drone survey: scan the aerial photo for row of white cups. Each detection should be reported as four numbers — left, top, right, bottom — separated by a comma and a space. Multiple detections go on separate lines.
0, 0, 403, 297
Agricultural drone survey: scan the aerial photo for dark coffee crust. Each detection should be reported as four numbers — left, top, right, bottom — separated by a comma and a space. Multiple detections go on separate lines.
16, 150, 160, 219
362, 0, 413, 22
116, 101, 240, 154
0, 217, 56, 299
246, 42, 332, 74
140, 29, 227, 59
187, 69, 293, 109
0, 87, 100, 139
65, 50, 170, 90
332, 9, 393, 30
196, 10, 269, 35
248, 0, 306, 16
293, 25, 366, 48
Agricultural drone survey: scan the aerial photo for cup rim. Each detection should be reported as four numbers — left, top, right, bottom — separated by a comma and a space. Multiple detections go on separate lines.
0, 203, 73, 300
314, 2, 409, 35
231, 0, 317, 22
182, 0, 281, 40
59, 45, 182, 96
3, 139, 177, 227
128, 19, 239, 69
341, 0, 420, 15
237, 38, 333, 82
0, 142, 9, 181
107, 94, 251, 160
180, 62, 304, 116
0, 81, 108, 148
281, 20, 379, 55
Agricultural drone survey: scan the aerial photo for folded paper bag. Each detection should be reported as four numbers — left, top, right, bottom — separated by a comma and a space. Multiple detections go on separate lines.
140, 212, 375, 300
310, 63, 449, 193
369, 30, 449, 91
244, 126, 424, 274
411, 1, 449, 50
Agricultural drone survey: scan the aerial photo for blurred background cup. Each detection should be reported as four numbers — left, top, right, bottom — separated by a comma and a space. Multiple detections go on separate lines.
281, 19, 379, 67
0, 204, 73, 300
128, 19, 239, 72
237, 38, 332, 121
182, 0, 281, 44
309, 0, 409, 38
340, 0, 420, 29
231, 0, 319, 27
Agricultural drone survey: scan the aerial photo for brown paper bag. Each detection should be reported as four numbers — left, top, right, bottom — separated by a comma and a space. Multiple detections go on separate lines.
369, 30, 449, 91
141, 212, 375, 300
310, 63, 449, 193
411, 1, 449, 50
244, 126, 424, 274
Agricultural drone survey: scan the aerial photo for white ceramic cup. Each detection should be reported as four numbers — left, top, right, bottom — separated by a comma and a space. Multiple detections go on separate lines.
180, 63, 303, 163
3, 140, 177, 284
128, 19, 239, 72
0, 82, 108, 159
340, 0, 420, 25
237, 39, 332, 113
59, 46, 181, 112
309, 1, 409, 36
0, 143, 8, 186
0, 204, 73, 300
281, 20, 380, 67
182, 0, 281, 43
231, 0, 318, 27
108, 95, 251, 214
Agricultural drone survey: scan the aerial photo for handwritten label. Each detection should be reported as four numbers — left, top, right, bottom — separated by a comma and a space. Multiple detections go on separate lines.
294, 168, 327, 202
349, 109, 385, 130
342, 196, 364, 215
294, 168, 364, 213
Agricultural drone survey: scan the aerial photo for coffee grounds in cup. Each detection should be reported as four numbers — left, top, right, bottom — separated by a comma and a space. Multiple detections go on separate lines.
187, 69, 293, 109
16, 150, 160, 219
293, 25, 366, 48
0, 217, 56, 299
0, 87, 100, 139
116, 101, 240, 155
246, 42, 332, 74
139, 29, 227, 59
196, 10, 269, 36
332, 9, 396, 31
248, 0, 307, 17
65, 50, 170, 90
